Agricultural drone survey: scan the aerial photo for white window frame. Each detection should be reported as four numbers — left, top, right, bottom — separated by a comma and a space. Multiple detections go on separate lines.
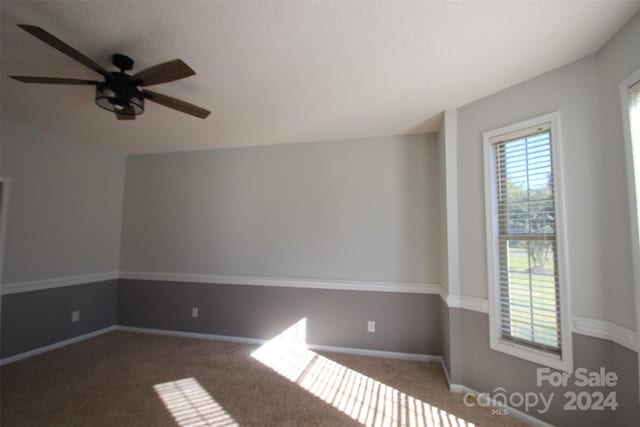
619, 70, 640, 382
483, 112, 573, 372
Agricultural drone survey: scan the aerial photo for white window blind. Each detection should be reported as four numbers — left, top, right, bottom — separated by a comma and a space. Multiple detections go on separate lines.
492, 125, 561, 353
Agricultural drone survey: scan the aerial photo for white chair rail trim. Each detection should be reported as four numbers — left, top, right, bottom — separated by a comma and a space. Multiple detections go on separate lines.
2, 272, 635, 351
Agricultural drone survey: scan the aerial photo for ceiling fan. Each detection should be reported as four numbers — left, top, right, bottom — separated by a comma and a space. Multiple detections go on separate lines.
9, 25, 210, 120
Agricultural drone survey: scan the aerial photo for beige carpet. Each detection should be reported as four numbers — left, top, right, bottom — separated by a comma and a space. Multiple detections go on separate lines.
1, 331, 526, 426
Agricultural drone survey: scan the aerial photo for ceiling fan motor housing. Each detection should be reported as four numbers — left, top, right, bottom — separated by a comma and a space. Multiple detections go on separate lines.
112, 54, 134, 71
95, 73, 144, 115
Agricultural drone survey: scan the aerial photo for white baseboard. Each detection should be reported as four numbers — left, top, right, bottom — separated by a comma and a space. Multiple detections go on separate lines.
307, 343, 440, 363
115, 325, 267, 346
439, 359, 552, 427
118, 325, 556, 426
0, 325, 117, 366
0, 324, 439, 367
452, 384, 554, 427
438, 355, 454, 387
115, 325, 437, 362
0, 323, 555, 427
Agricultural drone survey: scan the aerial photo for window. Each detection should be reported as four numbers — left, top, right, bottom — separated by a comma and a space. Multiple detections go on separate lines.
484, 112, 572, 371
619, 70, 640, 383
626, 79, 640, 247
627, 79, 640, 294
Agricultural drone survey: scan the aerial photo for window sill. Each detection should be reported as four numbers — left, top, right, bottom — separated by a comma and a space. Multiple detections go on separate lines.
490, 336, 572, 372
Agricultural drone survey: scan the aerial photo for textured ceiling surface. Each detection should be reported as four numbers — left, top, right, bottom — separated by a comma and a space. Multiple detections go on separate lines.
1, 1, 638, 154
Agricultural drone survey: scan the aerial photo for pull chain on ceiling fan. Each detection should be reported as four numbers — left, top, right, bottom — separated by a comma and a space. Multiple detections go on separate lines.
10, 25, 211, 120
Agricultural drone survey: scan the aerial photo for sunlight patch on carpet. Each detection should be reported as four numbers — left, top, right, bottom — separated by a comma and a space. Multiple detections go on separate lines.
252, 318, 475, 427
154, 377, 238, 427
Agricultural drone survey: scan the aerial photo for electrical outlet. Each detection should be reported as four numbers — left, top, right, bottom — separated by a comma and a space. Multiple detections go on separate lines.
71, 310, 80, 322
368, 321, 375, 332
192, 307, 199, 318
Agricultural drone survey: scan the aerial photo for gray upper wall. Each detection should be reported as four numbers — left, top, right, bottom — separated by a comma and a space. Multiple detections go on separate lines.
0, 121, 126, 285
457, 56, 604, 316
455, 12, 639, 328
121, 134, 440, 284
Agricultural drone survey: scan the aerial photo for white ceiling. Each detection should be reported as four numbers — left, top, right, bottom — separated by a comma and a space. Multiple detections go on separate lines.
1, 1, 638, 155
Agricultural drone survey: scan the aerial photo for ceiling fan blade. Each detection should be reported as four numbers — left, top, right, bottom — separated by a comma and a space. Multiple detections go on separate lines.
143, 89, 210, 119
10, 76, 98, 85
17, 25, 108, 77
132, 59, 195, 86
116, 107, 136, 120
